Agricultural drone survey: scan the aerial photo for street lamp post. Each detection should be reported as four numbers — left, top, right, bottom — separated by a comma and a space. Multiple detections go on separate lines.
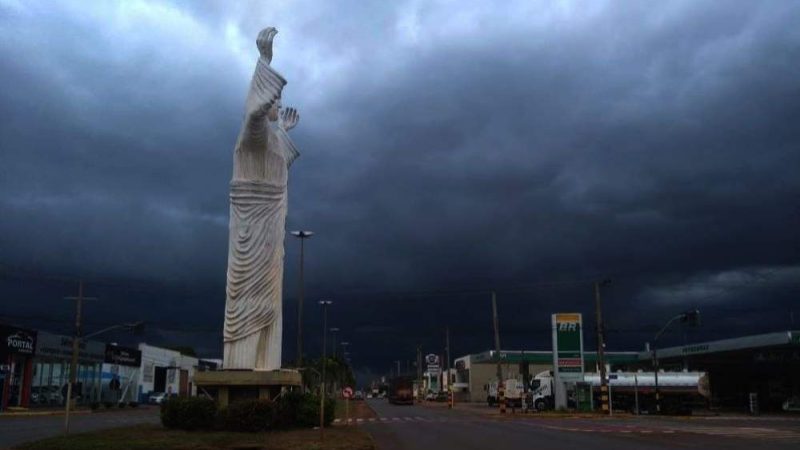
340, 341, 349, 361
652, 309, 700, 414
330, 327, 340, 358
291, 230, 313, 367
318, 299, 333, 442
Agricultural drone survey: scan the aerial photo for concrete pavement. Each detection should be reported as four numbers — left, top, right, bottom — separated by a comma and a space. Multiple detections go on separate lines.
0, 407, 159, 449
361, 399, 800, 449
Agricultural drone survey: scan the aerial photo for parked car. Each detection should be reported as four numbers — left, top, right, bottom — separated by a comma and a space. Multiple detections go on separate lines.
149, 392, 167, 404
354, 390, 364, 400
425, 391, 437, 401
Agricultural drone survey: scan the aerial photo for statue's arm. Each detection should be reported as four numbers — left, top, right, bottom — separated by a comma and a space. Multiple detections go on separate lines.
242, 28, 285, 142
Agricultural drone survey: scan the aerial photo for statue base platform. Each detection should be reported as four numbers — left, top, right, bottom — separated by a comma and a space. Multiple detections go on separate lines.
194, 369, 302, 408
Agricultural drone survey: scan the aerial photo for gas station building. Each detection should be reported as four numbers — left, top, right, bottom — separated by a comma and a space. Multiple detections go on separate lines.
637, 330, 800, 411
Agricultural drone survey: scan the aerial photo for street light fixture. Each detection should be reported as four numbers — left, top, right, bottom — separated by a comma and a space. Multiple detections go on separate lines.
291, 230, 313, 367
318, 299, 333, 442
652, 309, 701, 414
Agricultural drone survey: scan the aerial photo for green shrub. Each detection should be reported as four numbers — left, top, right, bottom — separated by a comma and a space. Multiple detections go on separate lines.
118, 402, 127, 408
274, 391, 303, 428
103, 401, 114, 409
224, 399, 275, 432
128, 401, 139, 408
160, 397, 217, 430
275, 391, 335, 428
90, 402, 100, 410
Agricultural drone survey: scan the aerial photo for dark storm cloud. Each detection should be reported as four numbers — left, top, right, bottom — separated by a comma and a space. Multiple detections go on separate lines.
1, 1, 799, 372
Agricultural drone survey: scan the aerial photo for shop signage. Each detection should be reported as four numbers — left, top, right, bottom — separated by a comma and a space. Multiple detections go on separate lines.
34, 331, 105, 363
551, 313, 584, 382
104, 344, 142, 367
425, 353, 441, 375
1, 324, 37, 357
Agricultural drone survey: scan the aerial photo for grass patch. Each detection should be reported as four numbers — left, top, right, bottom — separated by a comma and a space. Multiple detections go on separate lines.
15, 424, 375, 450
334, 400, 377, 420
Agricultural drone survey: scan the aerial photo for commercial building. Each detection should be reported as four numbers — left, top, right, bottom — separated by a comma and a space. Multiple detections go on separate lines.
638, 330, 800, 411
135, 343, 201, 403
100, 344, 143, 404
453, 349, 639, 403
1, 321, 219, 409
30, 331, 106, 407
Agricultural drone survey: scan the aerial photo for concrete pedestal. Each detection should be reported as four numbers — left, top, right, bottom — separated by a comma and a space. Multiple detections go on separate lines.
194, 369, 302, 408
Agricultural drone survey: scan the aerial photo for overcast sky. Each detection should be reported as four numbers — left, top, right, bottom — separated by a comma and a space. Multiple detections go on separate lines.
1, 0, 799, 378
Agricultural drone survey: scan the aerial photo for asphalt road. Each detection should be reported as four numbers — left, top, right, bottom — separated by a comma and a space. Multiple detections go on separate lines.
0, 407, 159, 449
362, 399, 800, 450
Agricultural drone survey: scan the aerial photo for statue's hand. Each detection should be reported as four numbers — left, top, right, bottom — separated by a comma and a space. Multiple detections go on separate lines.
256, 27, 278, 63
280, 107, 299, 131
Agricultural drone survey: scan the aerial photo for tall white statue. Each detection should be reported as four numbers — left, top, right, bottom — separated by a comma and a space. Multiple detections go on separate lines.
224, 27, 300, 370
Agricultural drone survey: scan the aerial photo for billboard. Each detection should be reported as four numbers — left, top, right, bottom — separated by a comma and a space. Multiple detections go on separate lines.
35, 331, 105, 364
551, 313, 584, 382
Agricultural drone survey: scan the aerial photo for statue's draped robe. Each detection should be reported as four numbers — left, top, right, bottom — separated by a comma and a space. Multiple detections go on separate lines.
223, 57, 298, 370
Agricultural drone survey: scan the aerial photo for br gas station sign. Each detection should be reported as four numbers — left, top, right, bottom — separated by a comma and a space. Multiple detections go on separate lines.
551, 313, 584, 409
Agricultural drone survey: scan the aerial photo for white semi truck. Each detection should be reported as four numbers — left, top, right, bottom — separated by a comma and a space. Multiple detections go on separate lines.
530, 370, 710, 414
486, 379, 526, 408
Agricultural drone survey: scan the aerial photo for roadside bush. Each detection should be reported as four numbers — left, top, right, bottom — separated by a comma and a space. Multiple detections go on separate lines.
103, 401, 114, 409
224, 399, 275, 432
275, 391, 335, 428
274, 391, 303, 428
128, 401, 139, 408
118, 402, 127, 408
160, 397, 217, 430
90, 402, 100, 410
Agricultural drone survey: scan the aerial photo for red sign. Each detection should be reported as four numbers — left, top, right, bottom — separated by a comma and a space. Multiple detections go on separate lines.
342, 387, 354, 398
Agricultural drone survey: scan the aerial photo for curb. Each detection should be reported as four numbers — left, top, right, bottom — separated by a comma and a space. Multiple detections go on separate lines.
0, 409, 92, 418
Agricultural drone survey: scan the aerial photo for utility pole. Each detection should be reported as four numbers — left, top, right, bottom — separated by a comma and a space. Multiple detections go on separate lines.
491, 291, 505, 413
395, 360, 401, 377
594, 280, 610, 414
64, 281, 97, 433
318, 299, 332, 443
330, 327, 339, 358
291, 230, 313, 367
416, 346, 422, 403
446, 326, 452, 408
